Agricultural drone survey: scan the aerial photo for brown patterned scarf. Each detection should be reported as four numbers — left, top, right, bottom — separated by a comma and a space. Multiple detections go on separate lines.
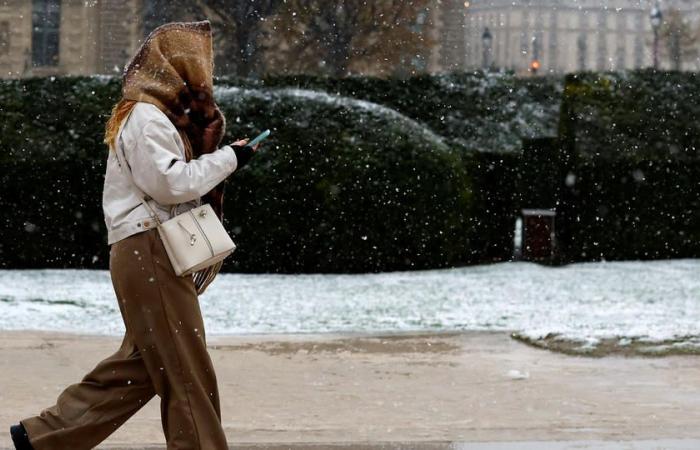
121, 20, 227, 294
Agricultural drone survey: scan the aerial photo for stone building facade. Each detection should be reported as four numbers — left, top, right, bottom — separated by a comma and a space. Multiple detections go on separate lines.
429, 0, 468, 73
0, 0, 142, 79
3, 0, 699, 80
448, 0, 700, 75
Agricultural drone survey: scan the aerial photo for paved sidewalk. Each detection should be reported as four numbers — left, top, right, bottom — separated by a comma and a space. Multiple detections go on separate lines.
2, 440, 691, 449
2, 331, 700, 447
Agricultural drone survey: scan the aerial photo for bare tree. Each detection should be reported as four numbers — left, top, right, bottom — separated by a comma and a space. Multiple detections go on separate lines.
265, 0, 433, 78
653, 8, 700, 71
142, 0, 281, 77
195, 0, 281, 77
142, 0, 200, 36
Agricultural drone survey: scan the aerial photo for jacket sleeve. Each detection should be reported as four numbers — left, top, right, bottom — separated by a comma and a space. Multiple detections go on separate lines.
125, 118, 238, 205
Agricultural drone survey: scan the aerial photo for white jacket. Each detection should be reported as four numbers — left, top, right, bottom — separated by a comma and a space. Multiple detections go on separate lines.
102, 101, 239, 245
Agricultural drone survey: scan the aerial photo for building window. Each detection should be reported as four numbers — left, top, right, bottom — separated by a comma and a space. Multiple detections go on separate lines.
0, 21, 9, 56
634, 13, 644, 68
596, 12, 607, 70
548, 11, 558, 72
577, 34, 587, 71
616, 42, 626, 69
32, 0, 61, 67
520, 31, 528, 59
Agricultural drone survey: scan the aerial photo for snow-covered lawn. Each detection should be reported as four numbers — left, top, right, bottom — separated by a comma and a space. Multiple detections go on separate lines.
1, 260, 698, 352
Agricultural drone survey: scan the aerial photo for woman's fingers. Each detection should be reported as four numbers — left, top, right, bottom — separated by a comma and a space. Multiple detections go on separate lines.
230, 138, 261, 152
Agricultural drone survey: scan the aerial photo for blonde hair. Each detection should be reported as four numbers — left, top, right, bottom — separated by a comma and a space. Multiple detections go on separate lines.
104, 98, 138, 152
103, 98, 194, 161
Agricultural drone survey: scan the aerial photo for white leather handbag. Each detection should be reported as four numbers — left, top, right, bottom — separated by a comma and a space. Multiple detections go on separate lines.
113, 110, 237, 277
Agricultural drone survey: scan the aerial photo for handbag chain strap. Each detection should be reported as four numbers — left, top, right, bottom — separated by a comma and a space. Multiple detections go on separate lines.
177, 220, 198, 245
111, 106, 180, 226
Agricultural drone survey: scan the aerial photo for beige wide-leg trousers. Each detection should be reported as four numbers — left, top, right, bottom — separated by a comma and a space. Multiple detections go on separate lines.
20, 228, 229, 450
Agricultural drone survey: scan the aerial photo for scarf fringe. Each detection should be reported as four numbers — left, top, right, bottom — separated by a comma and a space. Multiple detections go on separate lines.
192, 259, 223, 295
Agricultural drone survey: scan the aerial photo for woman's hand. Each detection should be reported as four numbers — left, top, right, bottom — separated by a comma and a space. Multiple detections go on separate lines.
229, 138, 261, 170
231, 138, 261, 152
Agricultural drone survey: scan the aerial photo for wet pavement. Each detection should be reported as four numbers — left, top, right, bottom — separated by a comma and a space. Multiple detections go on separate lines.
74, 440, 700, 449
4, 332, 700, 448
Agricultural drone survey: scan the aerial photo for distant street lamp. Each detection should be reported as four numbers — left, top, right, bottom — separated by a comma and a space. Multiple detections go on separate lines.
482, 27, 493, 70
650, 1, 663, 69
530, 36, 541, 75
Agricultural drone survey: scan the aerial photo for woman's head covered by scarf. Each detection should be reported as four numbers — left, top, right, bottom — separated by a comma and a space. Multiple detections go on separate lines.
121, 20, 225, 161
120, 20, 228, 295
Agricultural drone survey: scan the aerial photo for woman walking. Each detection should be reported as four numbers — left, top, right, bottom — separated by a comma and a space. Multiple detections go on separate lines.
10, 20, 259, 450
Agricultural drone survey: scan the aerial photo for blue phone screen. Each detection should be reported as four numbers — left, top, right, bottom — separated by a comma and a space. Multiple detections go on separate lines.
247, 129, 271, 147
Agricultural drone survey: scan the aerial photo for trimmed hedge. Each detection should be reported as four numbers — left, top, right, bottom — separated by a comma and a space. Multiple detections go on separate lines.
559, 69, 700, 162
0, 76, 473, 272
2, 70, 700, 271
558, 159, 700, 261
0, 71, 564, 163
0, 75, 116, 163
213, 85, 473, 272
220, 71, 564, 154
553, 70, 700, 261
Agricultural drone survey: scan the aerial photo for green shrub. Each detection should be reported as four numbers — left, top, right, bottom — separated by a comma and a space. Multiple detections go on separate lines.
553, 70, 700, 261
0, 76, 473, 272
559, 69, 700, 162
3, 70, 699, 271
557, 159, 700, 261
0, 75, 119, 163
220, 71, 564, 154
214, 85, 473, 272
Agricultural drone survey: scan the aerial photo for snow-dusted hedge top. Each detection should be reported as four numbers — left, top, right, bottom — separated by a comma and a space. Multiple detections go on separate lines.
560, 69, 700, 161
220, 71, 564, 154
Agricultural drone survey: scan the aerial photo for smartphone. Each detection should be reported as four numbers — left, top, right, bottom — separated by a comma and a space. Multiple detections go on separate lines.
246, 129, 271, 148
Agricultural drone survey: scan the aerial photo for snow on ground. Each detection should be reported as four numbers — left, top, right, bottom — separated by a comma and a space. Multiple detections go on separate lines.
0, 260, 698, 351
